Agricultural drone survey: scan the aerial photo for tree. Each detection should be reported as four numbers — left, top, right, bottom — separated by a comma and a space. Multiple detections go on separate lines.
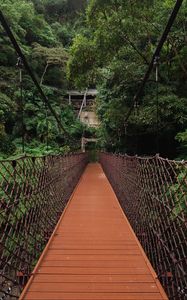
32, 43, 68, 85
67, 0, 187, 158
0, 0, 86, 157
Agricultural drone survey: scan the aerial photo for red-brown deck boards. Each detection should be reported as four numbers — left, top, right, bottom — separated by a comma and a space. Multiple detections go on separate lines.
20, 164, 168, 300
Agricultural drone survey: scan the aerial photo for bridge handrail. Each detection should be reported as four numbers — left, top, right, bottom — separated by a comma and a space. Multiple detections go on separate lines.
100, 152, 187, 300
107, 151, 187, 163
0, 153, 88, 299
0, 151, 84, 162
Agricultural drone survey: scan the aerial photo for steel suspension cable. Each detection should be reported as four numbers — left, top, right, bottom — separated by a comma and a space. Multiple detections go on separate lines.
16, 57, 25, 153
153, 56, 160, 153
124, 0, 184, 123
0, 10, 69, 137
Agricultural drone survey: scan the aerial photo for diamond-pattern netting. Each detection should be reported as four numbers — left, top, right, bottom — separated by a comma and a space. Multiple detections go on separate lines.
0, 153, 88, 299
100, 153, 187, 300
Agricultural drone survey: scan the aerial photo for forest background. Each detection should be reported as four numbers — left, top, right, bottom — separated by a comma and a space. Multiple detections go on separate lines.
0, 0, 187, 159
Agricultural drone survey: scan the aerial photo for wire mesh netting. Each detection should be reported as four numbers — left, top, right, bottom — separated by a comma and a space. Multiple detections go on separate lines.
100, 152, 187, 300
0, 153, 88, 299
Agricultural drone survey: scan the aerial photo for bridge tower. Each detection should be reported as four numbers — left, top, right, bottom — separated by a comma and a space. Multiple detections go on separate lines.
66, 89, 99, 152
66, 89, 99, 128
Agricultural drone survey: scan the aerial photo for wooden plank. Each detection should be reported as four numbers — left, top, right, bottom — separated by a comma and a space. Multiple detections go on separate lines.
24, 292, 164, 300
44, 254, 143, 261
29, 282, 159, 293
50, 240, 138, 244
32, 274, 155, 283
41, 260, 147, 268
36, 267, 151, 275
48, 245, 139, 250
47, 249, 141, 255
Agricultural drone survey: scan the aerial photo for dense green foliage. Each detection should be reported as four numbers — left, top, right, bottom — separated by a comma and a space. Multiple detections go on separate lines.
68, 0, 187, 159
0, 0, 87, 158
0, 0, 187, 159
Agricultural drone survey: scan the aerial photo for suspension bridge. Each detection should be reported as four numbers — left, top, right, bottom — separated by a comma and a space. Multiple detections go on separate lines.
0, 153, 186, 299
0, 1, 187, 299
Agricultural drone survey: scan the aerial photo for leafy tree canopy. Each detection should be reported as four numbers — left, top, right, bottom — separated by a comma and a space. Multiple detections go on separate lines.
67, 0, 187, 158
0, 0, 87, 158
0, 0, 187, 159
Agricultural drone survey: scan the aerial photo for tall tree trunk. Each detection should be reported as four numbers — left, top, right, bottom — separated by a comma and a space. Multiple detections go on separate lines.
40, 62, 49, 86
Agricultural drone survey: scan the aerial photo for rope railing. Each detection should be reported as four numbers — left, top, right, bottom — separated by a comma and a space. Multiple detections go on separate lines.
0, 153, 88, 299
100, 152, 187, 300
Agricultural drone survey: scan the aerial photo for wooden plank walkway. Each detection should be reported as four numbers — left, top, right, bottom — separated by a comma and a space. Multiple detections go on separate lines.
20, 164, 168, 300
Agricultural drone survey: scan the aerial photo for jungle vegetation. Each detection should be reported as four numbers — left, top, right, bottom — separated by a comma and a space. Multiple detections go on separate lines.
0, 0, 187, 159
